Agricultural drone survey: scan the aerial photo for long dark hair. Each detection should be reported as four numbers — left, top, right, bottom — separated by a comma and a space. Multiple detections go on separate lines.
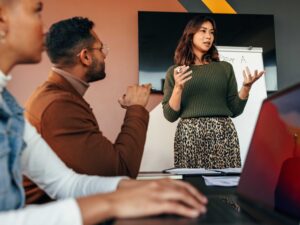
174, 16, 219, 66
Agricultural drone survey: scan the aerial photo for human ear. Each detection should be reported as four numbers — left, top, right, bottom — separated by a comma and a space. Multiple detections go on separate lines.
0, 7, 9, 43
78, 48, 92, 66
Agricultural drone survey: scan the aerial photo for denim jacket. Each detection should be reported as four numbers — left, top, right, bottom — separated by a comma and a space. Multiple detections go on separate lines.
0, 89, 26, 211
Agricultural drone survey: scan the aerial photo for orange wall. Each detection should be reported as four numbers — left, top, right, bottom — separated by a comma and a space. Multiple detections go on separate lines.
8, 0, 186, 140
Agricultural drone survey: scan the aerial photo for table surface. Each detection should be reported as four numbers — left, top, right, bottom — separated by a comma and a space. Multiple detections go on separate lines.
99, 175, 239, 225
105, 175, 297, 225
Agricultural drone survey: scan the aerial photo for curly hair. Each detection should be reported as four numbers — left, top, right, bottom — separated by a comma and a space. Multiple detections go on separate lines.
46, 17, 96, 65
174, 15, 219, 66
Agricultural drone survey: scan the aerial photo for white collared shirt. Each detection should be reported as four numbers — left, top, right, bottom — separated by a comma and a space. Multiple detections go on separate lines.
52, 67, 89, 96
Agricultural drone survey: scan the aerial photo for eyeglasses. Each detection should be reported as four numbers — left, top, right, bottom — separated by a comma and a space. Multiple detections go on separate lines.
88, 44, 109, 56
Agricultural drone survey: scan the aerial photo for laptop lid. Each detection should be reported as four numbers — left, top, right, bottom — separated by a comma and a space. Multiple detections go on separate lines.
237, 83, 300, 220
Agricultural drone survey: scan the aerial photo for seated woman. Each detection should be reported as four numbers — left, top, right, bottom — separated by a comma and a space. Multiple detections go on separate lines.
0, 0, 207, 224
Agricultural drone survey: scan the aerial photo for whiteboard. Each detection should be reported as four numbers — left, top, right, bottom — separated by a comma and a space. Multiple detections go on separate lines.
217, 46, 267, 165
140, 46, 267, 171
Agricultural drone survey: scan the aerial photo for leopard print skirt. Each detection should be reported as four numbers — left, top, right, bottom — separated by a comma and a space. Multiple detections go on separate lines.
174, 117, 241, 169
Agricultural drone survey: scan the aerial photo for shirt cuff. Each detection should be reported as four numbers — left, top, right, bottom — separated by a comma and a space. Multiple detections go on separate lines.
109, 176, 129, 191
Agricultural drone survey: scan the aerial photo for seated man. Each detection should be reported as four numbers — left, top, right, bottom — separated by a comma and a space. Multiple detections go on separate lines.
24, 17, 151, 203
0, 0, 207, 224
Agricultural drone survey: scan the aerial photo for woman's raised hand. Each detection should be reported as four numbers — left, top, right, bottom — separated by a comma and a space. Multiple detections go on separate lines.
173, 65, 192, 90
242, 66, 265, 88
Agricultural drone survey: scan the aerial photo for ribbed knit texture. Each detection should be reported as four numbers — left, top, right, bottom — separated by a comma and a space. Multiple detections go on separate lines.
162, 61, 247, 122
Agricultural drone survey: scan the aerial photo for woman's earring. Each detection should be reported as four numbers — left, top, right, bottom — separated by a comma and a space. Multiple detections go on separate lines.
0, 31, 7, 44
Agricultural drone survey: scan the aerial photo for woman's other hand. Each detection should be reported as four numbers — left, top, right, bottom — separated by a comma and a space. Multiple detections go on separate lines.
174, 65, 192, 90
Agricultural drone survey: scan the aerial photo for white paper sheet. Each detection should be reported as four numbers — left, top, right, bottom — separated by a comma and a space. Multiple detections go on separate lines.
212, 168, 242, 174
164, 168, 221, 175
164, 167, 242, 175
203, 176, 240, 187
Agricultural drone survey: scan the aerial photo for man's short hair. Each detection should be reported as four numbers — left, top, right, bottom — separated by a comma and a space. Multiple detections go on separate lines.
46, 17, 95, 65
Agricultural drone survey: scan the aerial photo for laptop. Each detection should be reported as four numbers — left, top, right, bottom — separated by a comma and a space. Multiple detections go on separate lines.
198, 82, 300, 225
114, 83, 300, 225
234, 82, 300, 224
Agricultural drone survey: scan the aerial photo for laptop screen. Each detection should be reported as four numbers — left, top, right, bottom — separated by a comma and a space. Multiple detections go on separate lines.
238, 83, 300, 219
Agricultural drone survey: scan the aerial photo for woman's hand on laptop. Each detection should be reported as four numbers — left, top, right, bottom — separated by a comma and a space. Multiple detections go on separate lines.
115, 178, 208, 217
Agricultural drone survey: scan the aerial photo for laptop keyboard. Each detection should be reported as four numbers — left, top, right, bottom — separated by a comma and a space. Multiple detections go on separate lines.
218, 196, 241, 213
197, 195, 256, 224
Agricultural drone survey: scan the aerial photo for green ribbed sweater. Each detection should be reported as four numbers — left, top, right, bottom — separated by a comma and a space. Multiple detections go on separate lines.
162, 61, 247, 122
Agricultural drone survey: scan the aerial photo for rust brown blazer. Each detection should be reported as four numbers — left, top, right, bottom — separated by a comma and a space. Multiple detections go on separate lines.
23, 71, 149, 204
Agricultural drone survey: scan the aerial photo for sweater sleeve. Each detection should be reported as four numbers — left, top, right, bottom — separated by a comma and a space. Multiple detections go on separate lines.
162, 66, 181, 122
39, 98, 149, 178
226, 63, 248, 117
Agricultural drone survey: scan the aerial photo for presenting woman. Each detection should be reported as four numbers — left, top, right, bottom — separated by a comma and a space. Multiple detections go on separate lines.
162, 16, 264, 169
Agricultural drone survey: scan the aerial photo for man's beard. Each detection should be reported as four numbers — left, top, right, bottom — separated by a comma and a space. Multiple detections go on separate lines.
86, 58, 106, 82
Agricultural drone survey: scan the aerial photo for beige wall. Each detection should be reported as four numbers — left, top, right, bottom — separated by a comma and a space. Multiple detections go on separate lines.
8, 0, 185, 141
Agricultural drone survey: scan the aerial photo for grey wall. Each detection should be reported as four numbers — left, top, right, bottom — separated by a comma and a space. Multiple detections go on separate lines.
179, 0, 300, 90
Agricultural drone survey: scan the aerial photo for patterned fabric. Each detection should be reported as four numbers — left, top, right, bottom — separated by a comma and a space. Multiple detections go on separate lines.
0, 89, 26, 211
174, 117, 241, 169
